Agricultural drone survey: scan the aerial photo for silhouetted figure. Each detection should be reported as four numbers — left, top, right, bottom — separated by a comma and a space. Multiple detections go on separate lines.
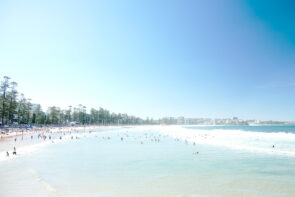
13, 147, 16, 155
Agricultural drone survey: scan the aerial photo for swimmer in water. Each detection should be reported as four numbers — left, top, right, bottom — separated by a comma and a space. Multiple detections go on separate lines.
272, 145, 275, 148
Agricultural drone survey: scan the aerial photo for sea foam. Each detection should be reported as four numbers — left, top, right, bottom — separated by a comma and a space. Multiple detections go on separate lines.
0, 133, 86, 162
157, 126, 295, 157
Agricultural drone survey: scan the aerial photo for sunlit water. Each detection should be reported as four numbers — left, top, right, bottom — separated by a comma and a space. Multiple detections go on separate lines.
1, 126, 295, 197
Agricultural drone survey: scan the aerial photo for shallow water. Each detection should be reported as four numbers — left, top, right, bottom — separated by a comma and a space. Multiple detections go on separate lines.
1, 126, 295, 197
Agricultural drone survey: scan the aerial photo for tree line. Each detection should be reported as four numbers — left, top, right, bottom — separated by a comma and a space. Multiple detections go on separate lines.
0, 76, 156, 126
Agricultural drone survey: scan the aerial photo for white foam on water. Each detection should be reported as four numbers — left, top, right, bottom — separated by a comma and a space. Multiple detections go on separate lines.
0, 141, 51, 162
0, 132, 87, 163
157, 126, 295, 157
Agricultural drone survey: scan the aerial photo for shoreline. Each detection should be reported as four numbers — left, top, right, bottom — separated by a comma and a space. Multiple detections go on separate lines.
2, 124, 294, 139
0, 125, 136, 138
0, 125, 136, 160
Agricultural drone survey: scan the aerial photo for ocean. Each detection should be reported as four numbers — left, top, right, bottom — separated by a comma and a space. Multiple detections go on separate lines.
0, 125, 295, 197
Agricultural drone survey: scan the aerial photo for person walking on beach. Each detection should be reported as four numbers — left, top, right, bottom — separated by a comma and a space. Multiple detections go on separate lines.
6, 151, 9, 157
13, 147, 16, 155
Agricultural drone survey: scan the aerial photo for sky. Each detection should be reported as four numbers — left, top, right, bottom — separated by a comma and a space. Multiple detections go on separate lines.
1, 0, 295, 121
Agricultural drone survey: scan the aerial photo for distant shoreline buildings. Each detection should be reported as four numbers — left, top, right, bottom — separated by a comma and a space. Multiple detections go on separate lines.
155, 116, 295, 126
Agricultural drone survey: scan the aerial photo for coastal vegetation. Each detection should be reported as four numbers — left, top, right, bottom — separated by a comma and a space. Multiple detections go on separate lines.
0, 76, 145, 126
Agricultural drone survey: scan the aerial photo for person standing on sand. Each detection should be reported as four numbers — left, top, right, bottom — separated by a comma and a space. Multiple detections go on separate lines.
13, 147, 16, 155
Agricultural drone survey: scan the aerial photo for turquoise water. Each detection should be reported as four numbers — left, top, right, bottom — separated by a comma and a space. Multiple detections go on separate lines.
1, 126, 295, 197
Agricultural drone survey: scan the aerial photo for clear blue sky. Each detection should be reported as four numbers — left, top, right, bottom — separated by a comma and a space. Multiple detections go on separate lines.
1, 0, 295, 121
